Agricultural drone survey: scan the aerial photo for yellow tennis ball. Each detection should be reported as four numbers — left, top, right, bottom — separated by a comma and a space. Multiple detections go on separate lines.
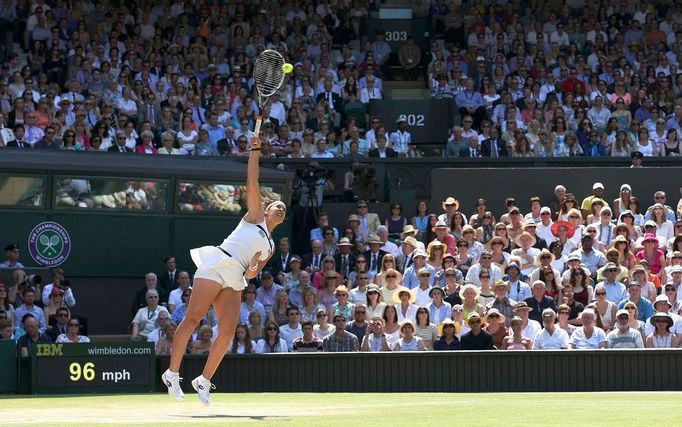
282, 63, 294, 74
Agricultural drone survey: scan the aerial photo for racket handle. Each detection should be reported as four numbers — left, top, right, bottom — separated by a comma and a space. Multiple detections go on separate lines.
253, 116, 263, 138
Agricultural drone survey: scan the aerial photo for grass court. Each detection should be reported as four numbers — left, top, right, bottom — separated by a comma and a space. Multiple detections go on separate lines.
2, 392, 680, 426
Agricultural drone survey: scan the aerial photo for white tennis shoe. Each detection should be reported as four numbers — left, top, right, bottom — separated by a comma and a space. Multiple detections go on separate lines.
161, 369, 185, 401
191, 375, 216, 406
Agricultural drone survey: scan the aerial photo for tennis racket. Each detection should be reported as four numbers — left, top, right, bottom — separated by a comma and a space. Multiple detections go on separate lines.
252, 49, 286, 137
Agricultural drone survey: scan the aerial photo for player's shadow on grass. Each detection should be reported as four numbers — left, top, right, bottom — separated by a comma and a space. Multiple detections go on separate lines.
173, 414, 286, 421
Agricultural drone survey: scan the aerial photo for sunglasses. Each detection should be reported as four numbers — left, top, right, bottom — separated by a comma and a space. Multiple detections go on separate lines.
266, 327, 278, 331
595, 292, 606, 295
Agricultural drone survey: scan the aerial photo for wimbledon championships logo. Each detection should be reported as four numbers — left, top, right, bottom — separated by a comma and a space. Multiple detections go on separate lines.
28, 221, 71, 267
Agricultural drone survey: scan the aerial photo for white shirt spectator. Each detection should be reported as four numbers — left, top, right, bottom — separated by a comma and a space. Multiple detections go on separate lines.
41, 283, 76, 307
279, 323, 303, 351
168, 287, 191, 310
389, 130, 411, 154
533, 327, 570, 349
255, 337, 289, 353
569, 326, 607, 349
508, 319, 542, 346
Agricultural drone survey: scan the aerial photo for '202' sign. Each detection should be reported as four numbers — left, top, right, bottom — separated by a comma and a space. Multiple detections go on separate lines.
399, 114, 425, 126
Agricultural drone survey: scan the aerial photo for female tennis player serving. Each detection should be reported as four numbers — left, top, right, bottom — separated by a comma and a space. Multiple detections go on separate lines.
162, 135, 285, 405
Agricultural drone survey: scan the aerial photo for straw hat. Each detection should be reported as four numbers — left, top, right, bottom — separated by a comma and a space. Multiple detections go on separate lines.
442, 197, 460, 211
551, 220, 576, 238
393, 286, 416, 304
492, 279, 508, 291
465, 312, 485, 328
402, 224, 419, 237
458, 283, 481, 300
512, 301, 532, 313
337, 237, 353, 247
536, 248, 555, 263
382, 268, 403, 284
437, 318, 461, 336
427, 240, 448, 257
347, 214, 360, 225
367, 234, 382, 244
401, 236, 419, 249
399, 319, 416, 335
486, 236, 506, 251
484, 308, 506, 325
432, 220, 449, 232
514, 231, 537, 247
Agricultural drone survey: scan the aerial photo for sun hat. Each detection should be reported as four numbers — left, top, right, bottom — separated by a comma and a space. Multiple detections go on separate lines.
432, 220, 449, 232
393, 287, 416, 304
402, 224, 419, 237
505, 262, 520, 272
429, 286, 445, 298
367, 234, 381, 244
542, 308, 556, 319
523, 220, 538, 229
427, 240, 447, 257
536, 248, 555, 263
551, 220, 575, 238
616, 309, 629, 318
465, 312, 485, 328
492, 279, 508, 290
486, 236, 506, 250
653, 294, 672, 309
401, 236, 419, 249
366, 284, 380, 295
512, 301, 532, 312
458, 283, 481, 300
649, 312, 673, 328
399, 319, 416, 334
337, 237, 353, 247
326, 270, 340, 280
437, 318, 461, 336
484, 307, 506, 324
442, 197, 460, 211
641, 233, 659, 244
514, 231, 537, 247
347, 214, 360, 225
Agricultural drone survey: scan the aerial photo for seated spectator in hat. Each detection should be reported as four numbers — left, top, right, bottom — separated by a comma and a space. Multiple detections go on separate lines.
431, 220, 457, 257
1, 243, 24, 268
434, 318, 460, 351
345, 305, 368, 342
501, 316, 532, 350
645, 293, 682, 337
146, 309, 172, 346
413, 268, 434, 307
364, 284, 386, 320
529, 249, 562, 284
278, 306, 303, 351
170, 288, 192, 325
17, 314, 52, 357
330, 285, 355, 320
606, 309, 644, 348
402, 250, 435, 289
361, 317, 392, 352
322, 314, 359, 352
595, 263, 626, 304
465, 250, 503, 287
596, 248, 629, 285
460, 283, 484, 319
511, 232, 541, 275
190, 325, 213, 355
131, 289, 169, 341
617, 281, 654, 322
508, 301, 542, 347
645, 309, 682, 348
487, 236, 510, 272
334, 238, 356, 280
45, 307, 70, 342
281, 256, 304, 291
635, 233, 666, 281
293, 320, 324, 352
569, 308, 607, 349
426, 241, 447, 271
505, 262, 531, 303
451, 304, 469, 338
664, 253, 682, 284
435, 258, 463, 289
525, 280, 557, 323
312, 256, 338, 290
154, 321, 178, 355
427, 286, 451, 325
393, 319, 425, 351
256, 320, 289, 353
486, 280, 516, 327
533, 308, 570, 349
483, 308, 508, 348
629, 265, 657, 303
460, 312, 495, 350
14, 288, 45, 333
460, 225, 485, 262
394, 286, 418, 323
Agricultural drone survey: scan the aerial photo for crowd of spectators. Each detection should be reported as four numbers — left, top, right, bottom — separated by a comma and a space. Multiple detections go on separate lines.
1, 1, 681, 158
7, 181, 682, 353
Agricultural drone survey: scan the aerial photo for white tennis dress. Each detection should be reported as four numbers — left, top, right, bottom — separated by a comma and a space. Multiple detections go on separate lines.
190, 219, 274, 290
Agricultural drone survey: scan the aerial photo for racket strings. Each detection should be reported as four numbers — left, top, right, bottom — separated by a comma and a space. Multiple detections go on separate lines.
253, 50, 285, 100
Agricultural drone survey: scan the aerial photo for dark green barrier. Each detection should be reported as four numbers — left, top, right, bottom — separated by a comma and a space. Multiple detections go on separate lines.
158, 350, 682, 393
0, 339, 17, 393
30, 342, 155, 394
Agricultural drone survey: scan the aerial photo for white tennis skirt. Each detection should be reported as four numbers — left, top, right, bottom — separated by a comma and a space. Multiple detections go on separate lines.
190, 246, 248, 291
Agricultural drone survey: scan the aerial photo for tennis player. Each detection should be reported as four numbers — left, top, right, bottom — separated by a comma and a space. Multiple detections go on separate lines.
162, 135, 285, 405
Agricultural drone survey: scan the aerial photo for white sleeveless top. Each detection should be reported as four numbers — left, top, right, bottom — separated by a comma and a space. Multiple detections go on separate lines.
219, 219, 274, 268
191, 218, 274, 271
635, 140, 654, 156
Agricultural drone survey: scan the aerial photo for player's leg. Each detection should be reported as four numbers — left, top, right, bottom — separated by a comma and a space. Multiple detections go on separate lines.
191, 286, 241, 405
163, 277, 222, 400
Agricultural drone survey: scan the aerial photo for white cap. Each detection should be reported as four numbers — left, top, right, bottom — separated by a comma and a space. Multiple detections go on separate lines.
540, 206, 552, 214
593, 182, 604, 190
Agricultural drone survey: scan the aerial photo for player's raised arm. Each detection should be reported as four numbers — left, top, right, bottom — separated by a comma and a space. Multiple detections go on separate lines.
243, 136, 265, 224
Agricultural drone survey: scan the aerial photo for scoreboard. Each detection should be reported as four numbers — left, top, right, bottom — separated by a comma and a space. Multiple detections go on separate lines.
369, 99, 455, 144
31, 342, 155, 394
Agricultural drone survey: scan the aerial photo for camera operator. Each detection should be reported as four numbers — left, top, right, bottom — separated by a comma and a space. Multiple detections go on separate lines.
295, 161, 334, 210
41, 269, 76, 308
8, 270, 41, 307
